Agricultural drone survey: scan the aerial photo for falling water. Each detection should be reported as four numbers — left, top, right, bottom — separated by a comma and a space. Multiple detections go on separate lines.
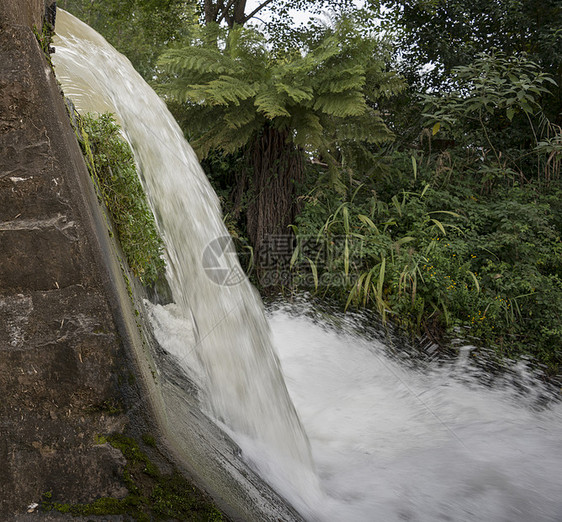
52, 9, 315, 489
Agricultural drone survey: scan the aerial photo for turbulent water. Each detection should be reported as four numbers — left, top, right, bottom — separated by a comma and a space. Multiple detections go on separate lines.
52, 10, 562, 521
151, 300, 562, 521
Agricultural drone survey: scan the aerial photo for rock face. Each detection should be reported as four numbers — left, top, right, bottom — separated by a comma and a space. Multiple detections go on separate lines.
0, 0, 148, 516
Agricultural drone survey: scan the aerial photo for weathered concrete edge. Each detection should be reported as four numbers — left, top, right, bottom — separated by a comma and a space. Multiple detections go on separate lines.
0, 0, 224, 517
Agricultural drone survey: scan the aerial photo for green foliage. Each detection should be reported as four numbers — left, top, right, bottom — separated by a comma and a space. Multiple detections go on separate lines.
376, 0, 562, 157
421, 51, 559, 185
61, 0, 368, 78
59, 0, 197, 79
423, 52, 555, 128
157, 17, 403, 260
289, 152, 562, 374
33, 22, 53, 61
78, 113, 166, 285
378, 0, 562, 90
157, 19, 402, 175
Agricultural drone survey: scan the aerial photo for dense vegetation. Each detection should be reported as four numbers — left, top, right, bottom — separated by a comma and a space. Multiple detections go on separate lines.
61, 0, 562, 375
156, 19, 402, 274
77, 112, 166, 285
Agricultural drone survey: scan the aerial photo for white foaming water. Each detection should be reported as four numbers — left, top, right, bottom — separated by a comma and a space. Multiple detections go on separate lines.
150, 301, 562, 520
270, 307, 562, 521
52, 9, 315, 489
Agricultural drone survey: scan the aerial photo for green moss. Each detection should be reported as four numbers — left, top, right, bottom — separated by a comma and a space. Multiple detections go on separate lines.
33, 21, 54, 67
42, 433, 224, 521
77, 112, 166, 286
86, 398, 123, 416
142, 433, 157, 448
123, 270, 134, 300
94, 434, 109, 445
151, 472, 224, 521
107, 434, 158, 474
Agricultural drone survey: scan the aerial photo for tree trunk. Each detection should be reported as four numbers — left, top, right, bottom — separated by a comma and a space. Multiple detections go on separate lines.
232, 0, 246, 25
246, 126, 304, 282
204, 0, 218, 24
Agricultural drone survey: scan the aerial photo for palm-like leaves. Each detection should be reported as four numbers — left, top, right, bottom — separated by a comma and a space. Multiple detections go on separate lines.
156, 21, 403, 164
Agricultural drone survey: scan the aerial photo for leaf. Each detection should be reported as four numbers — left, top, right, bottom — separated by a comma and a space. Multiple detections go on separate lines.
376, 257, 386, 302
362, 268, 374, 306
357, 214, 379, 233
506, 107, 516, 121
306, 256, 318, 290
391, 195, 402, 217
468, 270, 480, 293
289, 242, 300, 269
396, 236, 415, 246
342, 205, 350, 234
432, 122, 440, 135
346, 272, 366, 310
428, 210, 460, 218
254, 90, 290, 118
344, 237, 349, 277
430, 218, 446, 235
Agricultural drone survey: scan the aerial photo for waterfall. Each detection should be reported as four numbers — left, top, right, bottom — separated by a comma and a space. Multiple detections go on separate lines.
51, 9, 315, 487
50, 11, 562, 522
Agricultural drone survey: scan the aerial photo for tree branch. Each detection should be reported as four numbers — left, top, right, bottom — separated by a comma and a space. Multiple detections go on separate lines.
242, 0, 276, 24
216, 0, 236, 24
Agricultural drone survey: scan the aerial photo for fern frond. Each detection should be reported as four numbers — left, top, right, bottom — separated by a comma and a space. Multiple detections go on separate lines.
313, 92, 367, 117
156, 20, 403, 162
224, 100, 259, 128
291, 110, 325, 149
207, 76, 257, 105
192, 116, 263, 158
158, 47, 233, 77
336, 109, 394, 143
274, 82, 314, 103
254, 89, 291, 118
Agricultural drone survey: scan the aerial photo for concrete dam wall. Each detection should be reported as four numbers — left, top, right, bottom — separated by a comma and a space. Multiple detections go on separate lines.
0, 0, 163, 516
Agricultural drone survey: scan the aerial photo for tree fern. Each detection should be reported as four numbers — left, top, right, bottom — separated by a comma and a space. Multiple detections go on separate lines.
160, 25, 403, 158
156, 18, 405, 269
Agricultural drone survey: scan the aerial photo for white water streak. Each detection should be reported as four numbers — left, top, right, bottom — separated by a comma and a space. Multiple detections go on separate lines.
52, 9, 315, 483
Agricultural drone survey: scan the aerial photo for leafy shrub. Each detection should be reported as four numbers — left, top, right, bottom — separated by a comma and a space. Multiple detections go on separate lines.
289, 153, 562, 374
78, 113, 166, 285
